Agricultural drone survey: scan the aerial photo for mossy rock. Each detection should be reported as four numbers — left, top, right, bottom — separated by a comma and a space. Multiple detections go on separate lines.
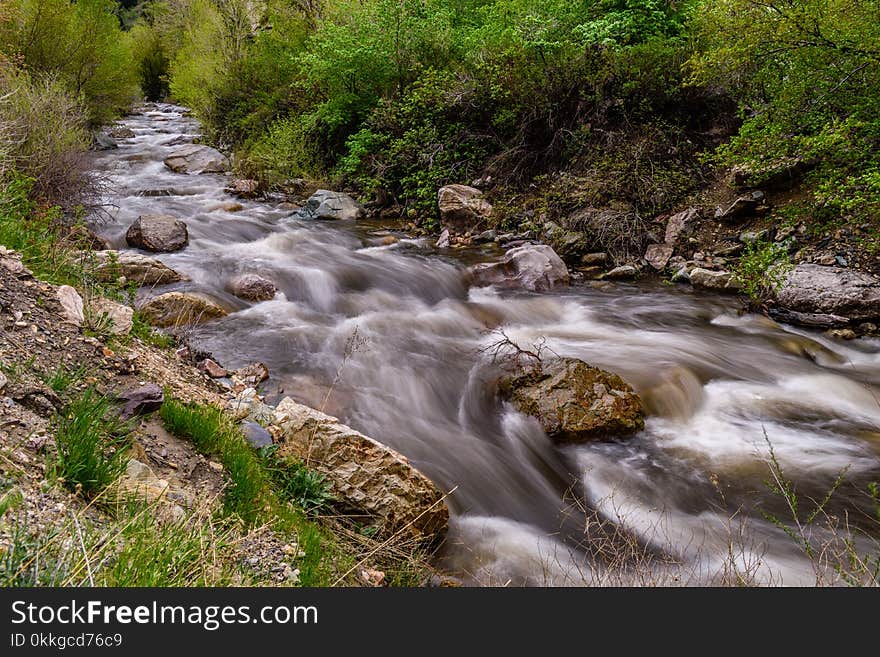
499, 357, 645, 442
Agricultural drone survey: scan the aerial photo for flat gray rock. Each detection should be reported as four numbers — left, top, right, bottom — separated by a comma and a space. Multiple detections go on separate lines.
777, 264, 880, 321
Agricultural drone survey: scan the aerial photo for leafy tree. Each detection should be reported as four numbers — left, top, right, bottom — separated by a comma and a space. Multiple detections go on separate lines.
689, 0, 880, 226
0, 0, 140, 124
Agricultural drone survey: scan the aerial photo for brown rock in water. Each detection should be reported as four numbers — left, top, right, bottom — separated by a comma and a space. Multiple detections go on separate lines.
689, 267, 742, 292
225, 179, 261, 199
294, 190, 365, 220
138, 292, 228, 327
126, 215, 189, 253
108, 126, 136, 139
163, 144, 229, 174
226, 274, 278, 301
580, 252, 608, 266
498, 357, 645, 442
602, 264, 639, 280
93, 251, 187, 286
273, 397, 448, 543
437, 184, 492, 231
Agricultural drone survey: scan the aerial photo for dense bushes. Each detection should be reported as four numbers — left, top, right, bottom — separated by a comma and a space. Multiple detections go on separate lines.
0, 0, 140, 125
144, 0, 704, 219
5, 0, 878, 234
689, 0, 880, 228
0, 68, 93, 208
137, 0, 878, 235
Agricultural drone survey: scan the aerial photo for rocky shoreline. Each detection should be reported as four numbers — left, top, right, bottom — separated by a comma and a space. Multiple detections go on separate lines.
0, 247, 451, 585
207, 171, 880, 338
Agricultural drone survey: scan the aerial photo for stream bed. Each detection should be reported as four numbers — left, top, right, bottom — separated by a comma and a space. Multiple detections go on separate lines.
91, 104, 880, 585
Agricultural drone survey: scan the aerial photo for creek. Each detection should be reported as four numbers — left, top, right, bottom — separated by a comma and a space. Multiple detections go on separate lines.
92, 103, 880, 585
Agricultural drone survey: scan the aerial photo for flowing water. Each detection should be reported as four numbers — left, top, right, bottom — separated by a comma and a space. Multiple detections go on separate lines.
92, 104, 880, 585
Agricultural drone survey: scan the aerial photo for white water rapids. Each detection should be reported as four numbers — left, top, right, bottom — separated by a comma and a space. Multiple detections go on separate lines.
91, 104, 880, 586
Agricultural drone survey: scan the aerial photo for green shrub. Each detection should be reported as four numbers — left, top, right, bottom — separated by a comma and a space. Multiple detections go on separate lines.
733, 239, 792, 305
242, 116, 324, 184
130, 21, 170, 101
259, 445, 333, 515
689, 0, 880, 229
0, 69, 93, 208
337, 69, 494, 218
0, 173, 88, 285
41, 363, 89, 394
52, 389, 132, 497
143, 0, 705, 224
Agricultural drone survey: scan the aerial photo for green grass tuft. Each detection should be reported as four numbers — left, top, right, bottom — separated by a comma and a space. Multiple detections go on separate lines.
41, 363, 89, 394
159, 396, 267, 522
157, 395, 356, 585
128, 312, 176, 349
259, 444, 333, 515
0, 502, 257, 587
52, 388, 132, 497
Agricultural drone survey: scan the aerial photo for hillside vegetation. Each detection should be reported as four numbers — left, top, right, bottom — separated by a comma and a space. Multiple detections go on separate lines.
1, 0, 878, 244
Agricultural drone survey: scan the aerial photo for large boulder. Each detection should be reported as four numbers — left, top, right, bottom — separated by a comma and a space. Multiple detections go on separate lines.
225, 273, 278, 301
293, 190, 365, 221
273, 397, 448, 543
499, 358, 645, 442
469, 244, 569, 292
126, 215, 189, 253
93, 251, 186, 286
437, 184, 492, 231
776, 264, 880, 322
138, 292, 228, 327
689, 267, 742, 292
163, 144, 229, 174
